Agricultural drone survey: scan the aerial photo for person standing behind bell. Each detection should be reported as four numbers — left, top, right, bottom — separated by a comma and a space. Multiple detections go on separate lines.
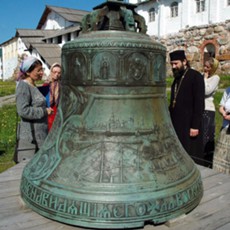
169, 50, 205, 166
43, 63, 62, 131
202, 57, 220, 167
213, 86, 230, 174
15, 56, 53, 162
219, 86, 230, 132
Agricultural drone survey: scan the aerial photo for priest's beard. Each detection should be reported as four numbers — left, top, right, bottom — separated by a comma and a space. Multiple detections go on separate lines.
172, 65, 186, 79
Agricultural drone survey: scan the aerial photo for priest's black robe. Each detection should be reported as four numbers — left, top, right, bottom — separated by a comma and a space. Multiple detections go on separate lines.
169, 68, 205, 166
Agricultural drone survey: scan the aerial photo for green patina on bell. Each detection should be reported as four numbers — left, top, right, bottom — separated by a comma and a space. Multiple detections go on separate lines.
20, 0, 203, 228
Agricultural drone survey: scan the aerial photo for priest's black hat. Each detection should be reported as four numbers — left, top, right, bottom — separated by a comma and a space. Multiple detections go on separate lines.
169, 50, 187, 61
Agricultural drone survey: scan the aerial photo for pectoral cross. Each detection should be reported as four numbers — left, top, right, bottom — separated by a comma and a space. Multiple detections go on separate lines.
172, 99, 176, 108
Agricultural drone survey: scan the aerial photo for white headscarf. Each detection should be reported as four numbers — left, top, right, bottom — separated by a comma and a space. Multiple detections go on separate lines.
20, 56, 39, 74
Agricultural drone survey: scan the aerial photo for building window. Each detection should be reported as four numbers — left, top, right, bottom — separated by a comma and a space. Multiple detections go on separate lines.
57, 35, 62, 44
196, 0, 205, 12
67, 33, 71, 41
171, 2, 178, 17
149, 8, 155, 22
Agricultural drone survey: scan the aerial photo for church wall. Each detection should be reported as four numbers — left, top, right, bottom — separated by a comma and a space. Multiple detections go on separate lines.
153, 20, 230, 76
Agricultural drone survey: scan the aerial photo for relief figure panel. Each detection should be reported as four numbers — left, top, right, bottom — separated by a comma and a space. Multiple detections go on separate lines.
92, 52, 117, 81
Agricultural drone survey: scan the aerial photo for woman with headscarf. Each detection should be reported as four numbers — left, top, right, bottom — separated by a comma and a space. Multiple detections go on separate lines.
43, 63, 62, 131
15, 56, 53, 163
202, 57, 220, 167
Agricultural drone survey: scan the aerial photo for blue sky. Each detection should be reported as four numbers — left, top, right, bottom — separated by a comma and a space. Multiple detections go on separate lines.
0, 0, 103, 44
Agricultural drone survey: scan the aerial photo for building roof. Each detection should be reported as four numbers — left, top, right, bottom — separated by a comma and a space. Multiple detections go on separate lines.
43, 26, 80, 40
29, 43, 61, 67
0, 36, 18, 46
37, 5, 89, 29
16, 29, 57, 46
15, 29, 62, 66
16, 29, 55, 37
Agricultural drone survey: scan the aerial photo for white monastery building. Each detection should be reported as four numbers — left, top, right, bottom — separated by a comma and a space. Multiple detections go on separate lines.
130, 0, 230, 37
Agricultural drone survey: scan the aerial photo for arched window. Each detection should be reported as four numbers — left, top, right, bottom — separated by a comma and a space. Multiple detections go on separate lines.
149, 8, 155, 22
171, 2, 178, 17
196, 0, 205, 13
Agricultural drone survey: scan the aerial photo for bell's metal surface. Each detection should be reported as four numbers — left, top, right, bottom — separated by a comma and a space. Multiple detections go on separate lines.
20, 0, 203, 229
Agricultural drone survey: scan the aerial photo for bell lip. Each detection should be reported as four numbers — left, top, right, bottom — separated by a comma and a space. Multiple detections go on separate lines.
21, 196, 203, 229
20, 171, 203, 229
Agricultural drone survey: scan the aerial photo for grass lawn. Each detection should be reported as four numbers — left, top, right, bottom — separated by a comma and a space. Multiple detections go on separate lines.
0, 104, 17, 172
0, 81, 16, 96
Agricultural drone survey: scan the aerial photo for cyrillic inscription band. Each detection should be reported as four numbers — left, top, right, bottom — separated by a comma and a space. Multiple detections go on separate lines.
21, 177, 202, 220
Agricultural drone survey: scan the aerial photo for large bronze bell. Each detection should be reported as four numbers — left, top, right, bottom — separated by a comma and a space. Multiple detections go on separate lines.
20, 1, 203, 229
